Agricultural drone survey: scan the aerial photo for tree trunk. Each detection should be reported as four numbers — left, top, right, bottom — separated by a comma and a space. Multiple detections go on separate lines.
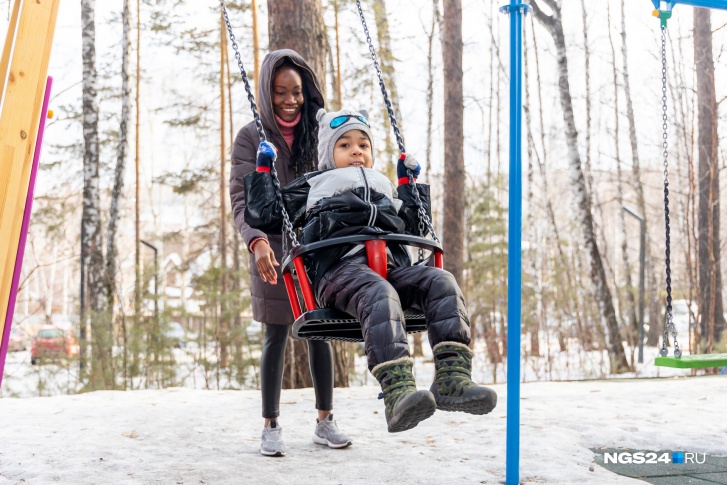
82, 0, 113, 388
268, 0, 327, 389
251, 0, 261, 96
332, 0, 342, 110
218, 14, 230, 368
441, 0, 465, 287
134, 0, 142, 352
620, 0, 658, 347
607, 4, 638, 361
532, 0, 629, 373
694, 8, 725, 349
106, 0, 132, 387
267, 0, 326, 97
372, 0, 403, 180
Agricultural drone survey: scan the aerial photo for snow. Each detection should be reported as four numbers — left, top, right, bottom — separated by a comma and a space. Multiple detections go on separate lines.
1, 376, 725, 484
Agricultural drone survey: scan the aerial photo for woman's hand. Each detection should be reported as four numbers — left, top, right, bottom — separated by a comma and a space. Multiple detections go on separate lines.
253, 239, 279, 284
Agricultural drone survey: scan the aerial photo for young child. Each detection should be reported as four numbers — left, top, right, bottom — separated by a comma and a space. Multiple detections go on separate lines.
244, 108, 497, 433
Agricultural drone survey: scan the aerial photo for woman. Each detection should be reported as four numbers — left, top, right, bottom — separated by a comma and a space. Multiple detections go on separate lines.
230, 49, 351, 457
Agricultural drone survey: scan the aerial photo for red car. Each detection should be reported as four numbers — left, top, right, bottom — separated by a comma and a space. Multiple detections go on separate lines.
31, 326, 79, 365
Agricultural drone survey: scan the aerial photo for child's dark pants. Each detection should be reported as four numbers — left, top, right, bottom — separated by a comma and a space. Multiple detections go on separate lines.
315, 255, 471, 371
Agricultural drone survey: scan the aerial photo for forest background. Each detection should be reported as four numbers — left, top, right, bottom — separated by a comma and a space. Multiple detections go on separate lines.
2, 0, 727, 396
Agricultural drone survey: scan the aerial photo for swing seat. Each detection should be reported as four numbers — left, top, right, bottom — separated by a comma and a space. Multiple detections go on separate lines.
655, 353, 727, 369
281, 234, 443, 342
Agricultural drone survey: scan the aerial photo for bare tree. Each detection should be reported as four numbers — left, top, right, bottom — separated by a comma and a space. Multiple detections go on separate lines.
607, 4, 638, 361
218, 13, 231, 367
441, 0, 465, 286
531, 0, 629, 373
620, 0, 659, 347
106, 0, 133, 386
694, 7, 725, 351
81, 0, 114, 388
372, 0, 403, 179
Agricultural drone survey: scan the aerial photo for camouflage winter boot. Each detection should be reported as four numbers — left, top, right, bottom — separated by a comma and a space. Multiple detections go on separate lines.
372, 357, 436, 433
430, 341, 497, 415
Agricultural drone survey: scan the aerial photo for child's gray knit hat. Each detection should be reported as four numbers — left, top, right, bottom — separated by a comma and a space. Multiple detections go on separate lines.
316, 108, 374, 171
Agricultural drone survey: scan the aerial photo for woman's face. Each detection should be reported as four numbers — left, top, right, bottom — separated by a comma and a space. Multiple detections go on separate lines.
272, 66, 304, 123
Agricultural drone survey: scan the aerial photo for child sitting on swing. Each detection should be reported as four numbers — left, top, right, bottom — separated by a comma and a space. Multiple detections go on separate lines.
244, 108, 497, 433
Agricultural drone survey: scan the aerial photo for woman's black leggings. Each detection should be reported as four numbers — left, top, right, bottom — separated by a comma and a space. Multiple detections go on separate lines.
260, 323, 334, 419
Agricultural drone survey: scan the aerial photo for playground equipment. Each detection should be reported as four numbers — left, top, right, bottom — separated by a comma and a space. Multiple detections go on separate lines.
220, 0, 443, 342
502, 0, 725, 483
0, 0, 60, 388
649, 0, 727, 369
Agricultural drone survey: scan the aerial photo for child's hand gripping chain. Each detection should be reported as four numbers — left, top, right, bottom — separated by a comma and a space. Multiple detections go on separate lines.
396, 153, 421, 185
256, 141, 278, 173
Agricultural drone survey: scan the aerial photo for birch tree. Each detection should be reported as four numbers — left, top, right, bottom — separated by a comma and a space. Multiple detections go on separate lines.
531, 0, 629, 373
105, 0, 132, 385
81, 0, 114, 388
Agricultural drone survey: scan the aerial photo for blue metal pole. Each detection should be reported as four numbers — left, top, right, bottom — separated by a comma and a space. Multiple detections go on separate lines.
499, 3, 530, 485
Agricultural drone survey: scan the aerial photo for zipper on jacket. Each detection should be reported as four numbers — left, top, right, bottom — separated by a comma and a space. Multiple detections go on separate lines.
360, 167, 377, 226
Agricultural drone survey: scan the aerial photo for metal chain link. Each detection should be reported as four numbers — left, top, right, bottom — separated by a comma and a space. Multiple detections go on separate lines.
355, 0, 439, 257
220, 1, 264, 143
659, 25, 681, 358
219, 1, 299, 252
355, 0, 406, 154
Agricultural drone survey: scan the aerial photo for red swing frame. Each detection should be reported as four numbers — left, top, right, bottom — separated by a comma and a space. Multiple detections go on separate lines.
281, 234, 443, 341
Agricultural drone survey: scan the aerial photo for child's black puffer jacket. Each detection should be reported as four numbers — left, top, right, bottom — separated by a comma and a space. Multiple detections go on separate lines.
244, 167, 431, 288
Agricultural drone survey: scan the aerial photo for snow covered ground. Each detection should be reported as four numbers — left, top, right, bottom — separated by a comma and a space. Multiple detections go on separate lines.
1, 375, 725, 484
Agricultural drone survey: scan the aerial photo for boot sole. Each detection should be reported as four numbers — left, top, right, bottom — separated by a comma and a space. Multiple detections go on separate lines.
431, 387, 497, 415
388, 391, 437, 433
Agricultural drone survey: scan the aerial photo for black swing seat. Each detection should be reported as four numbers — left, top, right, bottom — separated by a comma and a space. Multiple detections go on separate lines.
293, 309, 428, 342
281, 234, 443, 342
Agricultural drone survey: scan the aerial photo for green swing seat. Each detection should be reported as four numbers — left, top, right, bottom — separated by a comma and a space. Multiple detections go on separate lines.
655, 353, 727, 369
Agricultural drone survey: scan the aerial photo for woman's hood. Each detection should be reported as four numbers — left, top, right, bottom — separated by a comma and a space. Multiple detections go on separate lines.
258, 49, 325, 131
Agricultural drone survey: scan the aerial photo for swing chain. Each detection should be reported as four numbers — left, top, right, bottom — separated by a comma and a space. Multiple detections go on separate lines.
355, 0, 406, 155
355, 0, 439, 255
660, 25, 681, 358
220, 1, 299, 253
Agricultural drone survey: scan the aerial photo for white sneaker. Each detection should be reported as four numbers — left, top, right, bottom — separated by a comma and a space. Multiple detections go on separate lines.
260, 421, 286, 457
312, 414, 352, 449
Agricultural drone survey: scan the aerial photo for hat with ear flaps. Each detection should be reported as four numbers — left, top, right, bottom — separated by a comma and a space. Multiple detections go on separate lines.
316, 108, 374, 171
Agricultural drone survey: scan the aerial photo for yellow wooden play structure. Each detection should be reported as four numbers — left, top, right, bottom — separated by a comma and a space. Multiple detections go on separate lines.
0, 0, 60, 380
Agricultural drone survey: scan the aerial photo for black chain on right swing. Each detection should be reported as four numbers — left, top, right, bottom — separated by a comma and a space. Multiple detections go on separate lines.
354, 0, 439, 261
659, 25, 681, 358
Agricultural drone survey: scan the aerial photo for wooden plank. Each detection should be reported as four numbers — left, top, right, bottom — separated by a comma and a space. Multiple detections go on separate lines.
655, 353, 727, 369
0, 0, 60, 343
0, 0, 21, 99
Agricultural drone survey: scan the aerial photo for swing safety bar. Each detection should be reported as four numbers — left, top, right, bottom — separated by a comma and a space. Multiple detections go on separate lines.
282, 235, 442, 342
281, 234, 443, 320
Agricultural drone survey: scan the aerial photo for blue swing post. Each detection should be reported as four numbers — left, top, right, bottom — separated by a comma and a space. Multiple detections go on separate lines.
499, 3, 531, 485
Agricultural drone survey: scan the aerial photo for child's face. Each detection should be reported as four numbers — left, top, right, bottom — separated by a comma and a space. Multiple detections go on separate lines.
333, 130, 373, 169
